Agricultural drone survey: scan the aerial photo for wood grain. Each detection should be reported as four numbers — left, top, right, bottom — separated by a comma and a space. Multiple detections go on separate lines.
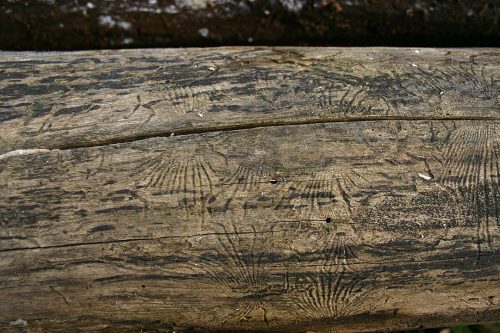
0, 48, 499, 332
1, 47, 499, 154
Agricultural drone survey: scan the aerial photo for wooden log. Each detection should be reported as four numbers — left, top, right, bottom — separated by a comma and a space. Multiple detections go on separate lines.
0, 1, 499, 50
0, 47, 499, 332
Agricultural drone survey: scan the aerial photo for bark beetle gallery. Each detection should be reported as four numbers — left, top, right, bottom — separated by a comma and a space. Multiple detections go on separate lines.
0, 48, 499, 332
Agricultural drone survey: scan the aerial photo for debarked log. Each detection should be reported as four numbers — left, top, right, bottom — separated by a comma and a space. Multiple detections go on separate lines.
0, 47, 499, 332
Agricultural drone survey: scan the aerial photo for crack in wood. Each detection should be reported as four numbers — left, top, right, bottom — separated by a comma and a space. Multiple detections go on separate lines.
1, 117, 499, 155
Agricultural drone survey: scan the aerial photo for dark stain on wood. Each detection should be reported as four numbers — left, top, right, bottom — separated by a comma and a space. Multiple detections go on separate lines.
0, 47, 499, 333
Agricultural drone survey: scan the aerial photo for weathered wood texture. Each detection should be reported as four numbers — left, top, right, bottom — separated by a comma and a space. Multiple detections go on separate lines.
0, 48, 499, 332
1, 0, 499, 50
1, 47, 500, 153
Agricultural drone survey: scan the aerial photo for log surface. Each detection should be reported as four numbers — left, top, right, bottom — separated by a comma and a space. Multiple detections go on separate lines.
1, 0, 499, 50
0, 47, 499, 333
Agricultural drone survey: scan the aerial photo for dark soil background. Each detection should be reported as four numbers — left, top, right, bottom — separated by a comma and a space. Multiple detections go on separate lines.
0, 0, 499, 50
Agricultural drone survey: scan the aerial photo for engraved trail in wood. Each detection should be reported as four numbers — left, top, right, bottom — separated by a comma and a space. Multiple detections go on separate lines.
0, 47, 499, 333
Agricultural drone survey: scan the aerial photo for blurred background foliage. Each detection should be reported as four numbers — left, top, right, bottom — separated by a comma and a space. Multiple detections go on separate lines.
400, 324, 499, 333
